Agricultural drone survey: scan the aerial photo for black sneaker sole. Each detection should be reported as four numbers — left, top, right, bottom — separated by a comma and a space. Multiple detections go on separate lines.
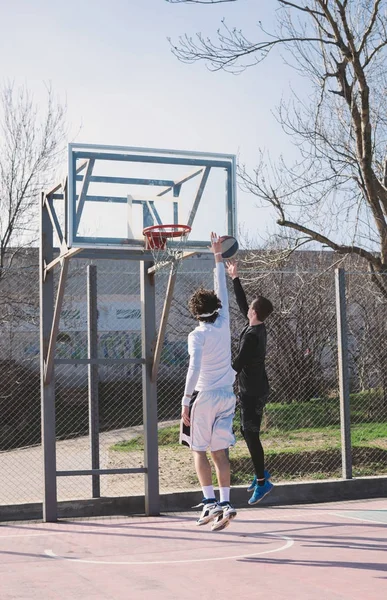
196, 509, 224, 526
211, 512, 237, 532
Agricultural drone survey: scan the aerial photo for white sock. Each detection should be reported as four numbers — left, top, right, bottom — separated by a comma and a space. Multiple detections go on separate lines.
202, 485, 215, 500
219, 487, 230, 503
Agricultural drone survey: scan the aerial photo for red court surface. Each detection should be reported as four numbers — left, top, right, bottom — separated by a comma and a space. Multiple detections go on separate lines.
0, 498, 386, 600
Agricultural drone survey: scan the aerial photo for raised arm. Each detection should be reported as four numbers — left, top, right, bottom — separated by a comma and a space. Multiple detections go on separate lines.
212, 233, 229, 323
227, 261, 249, 319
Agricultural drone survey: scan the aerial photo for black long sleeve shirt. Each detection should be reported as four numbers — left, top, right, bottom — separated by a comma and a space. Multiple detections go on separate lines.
231, 277, 269, 398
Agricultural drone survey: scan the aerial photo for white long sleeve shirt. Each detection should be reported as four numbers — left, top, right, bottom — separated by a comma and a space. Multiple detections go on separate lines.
182, 262, 236, 406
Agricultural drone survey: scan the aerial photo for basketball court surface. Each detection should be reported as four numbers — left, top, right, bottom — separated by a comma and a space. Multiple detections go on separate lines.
1, 497, 385, 599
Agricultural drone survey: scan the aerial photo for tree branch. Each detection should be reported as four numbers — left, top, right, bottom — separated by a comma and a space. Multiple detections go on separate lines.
278, 1, 325, 18
170, 23, 338, 72
277, 218, 382, 268
358, 0, 381, 55
363, 38, 387, 67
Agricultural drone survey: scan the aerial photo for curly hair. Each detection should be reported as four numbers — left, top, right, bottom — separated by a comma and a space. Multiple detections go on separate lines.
188, 287, 222, 323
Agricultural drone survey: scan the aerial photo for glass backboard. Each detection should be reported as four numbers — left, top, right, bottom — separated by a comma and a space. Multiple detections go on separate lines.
66, 144, 237, 252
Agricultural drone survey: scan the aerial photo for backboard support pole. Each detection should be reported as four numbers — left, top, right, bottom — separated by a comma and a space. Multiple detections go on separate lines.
151, 264, 177, 383
141, 262, 160, 515
40, 192, 58, 522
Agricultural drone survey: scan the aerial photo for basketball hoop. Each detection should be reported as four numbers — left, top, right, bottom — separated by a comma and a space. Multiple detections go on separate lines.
143, 224, 191, 273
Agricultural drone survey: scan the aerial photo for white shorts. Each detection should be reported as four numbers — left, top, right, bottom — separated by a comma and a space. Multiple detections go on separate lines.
180, 386, 236, 452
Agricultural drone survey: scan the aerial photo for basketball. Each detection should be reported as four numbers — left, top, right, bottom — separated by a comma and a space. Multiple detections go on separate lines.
220, 235, 239, 259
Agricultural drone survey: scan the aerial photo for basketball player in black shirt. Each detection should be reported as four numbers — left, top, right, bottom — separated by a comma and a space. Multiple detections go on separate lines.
227, 260, 274, 504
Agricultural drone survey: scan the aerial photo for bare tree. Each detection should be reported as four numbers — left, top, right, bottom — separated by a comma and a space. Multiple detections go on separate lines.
168, 0, 387, 297
0, 82, 66, 276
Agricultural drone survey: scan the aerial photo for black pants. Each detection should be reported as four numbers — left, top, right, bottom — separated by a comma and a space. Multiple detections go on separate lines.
239, 394, 268, 480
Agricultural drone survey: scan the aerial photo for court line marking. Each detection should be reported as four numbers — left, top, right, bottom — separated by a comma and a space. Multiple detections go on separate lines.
0, 532, 65, 540
332, 512, 387, 526
257, 508, 387, 526
44, 533, 294, 565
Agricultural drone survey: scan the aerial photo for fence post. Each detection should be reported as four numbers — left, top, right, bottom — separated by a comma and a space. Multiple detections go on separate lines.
40, 193, 58, 521
335, 268, 352, 479
87, 265, 100, 498
140, 261, 160, 515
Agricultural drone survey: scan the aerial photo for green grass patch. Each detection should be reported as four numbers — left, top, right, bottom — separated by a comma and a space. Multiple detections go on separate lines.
109, 389, 387, 454
110, 420, 387, 455
111, 424, 181, 452
263, 389, 386, 431
351, 422, 387, 445
108, 405, 387, 487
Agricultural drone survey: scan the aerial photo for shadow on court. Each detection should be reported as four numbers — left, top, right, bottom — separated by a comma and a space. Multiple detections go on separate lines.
0, 498, 386, 600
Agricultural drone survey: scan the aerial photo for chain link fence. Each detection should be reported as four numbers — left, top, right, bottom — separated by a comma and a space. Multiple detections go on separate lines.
1, 257, 386, 510
345, 272, 387, 478
233, 269, 342, 484
0, 265, 41, 505
152, 266, 343, 493
54, 260, 145, 501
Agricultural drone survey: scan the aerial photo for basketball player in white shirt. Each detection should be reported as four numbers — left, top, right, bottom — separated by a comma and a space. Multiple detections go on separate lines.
180, 233, 237, 531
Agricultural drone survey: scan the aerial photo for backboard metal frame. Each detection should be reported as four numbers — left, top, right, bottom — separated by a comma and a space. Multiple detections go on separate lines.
67, 143, 237, 252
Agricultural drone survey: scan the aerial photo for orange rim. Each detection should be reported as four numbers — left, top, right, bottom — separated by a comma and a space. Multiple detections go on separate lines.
143, 224, 191, 250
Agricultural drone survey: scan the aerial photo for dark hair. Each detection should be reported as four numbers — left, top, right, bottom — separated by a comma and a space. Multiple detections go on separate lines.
251, 296, 273, 321
188, 287, 222, 323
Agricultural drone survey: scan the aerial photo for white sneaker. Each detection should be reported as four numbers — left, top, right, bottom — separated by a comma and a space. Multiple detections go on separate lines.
211, 503, 237, 532
196, 500, 223, 526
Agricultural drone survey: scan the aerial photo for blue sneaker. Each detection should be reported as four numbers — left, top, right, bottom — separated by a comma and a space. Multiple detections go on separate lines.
247, 470, 271, 492
248, 480, 274, 505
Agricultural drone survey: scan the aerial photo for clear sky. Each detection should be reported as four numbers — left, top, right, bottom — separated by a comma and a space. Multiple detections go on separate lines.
0, 0, 305, 245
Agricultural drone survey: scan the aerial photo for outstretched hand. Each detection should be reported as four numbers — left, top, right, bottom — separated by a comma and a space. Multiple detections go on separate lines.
210, 232, 223, 261
226, 259, 238, 279
210, 232, 222, 254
